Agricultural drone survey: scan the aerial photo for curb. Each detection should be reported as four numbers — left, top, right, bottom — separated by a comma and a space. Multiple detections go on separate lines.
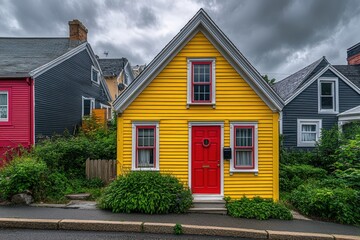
0, 218, 359, 240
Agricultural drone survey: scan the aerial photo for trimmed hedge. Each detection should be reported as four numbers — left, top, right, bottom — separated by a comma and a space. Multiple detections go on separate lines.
99, 171, 193, 214
226, 196, 292, 220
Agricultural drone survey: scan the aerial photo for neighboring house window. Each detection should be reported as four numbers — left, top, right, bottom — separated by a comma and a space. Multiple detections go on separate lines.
187, 58, 216, 106
91, 66, 100, 84
297, 119, 322, 147
0, 91, 8, 121
318, 78, 338, 113
82, 97, 95, 117
100, 104, 112, 120
132, 122, 159, 171
230, 122, 258, 172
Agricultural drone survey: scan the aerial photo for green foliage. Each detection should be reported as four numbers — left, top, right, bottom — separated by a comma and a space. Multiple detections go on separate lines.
280, 149, 315, 165
334, 168, 360, 190
280, 164, 327, 192
262, 75, 276, 85
174, 224, 183, 235
226, 196, 292, 220
0, 157, 47, 200
334, 134, 360, 171
32, 128, 116, 178
289, 182, 360, 225
98, 171, 193, 214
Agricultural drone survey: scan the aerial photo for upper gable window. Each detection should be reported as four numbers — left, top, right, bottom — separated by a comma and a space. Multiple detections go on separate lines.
318, 78, 338, 114
187, 59, 216, 106
91, 66, 100, 84
0, 91, 9, 122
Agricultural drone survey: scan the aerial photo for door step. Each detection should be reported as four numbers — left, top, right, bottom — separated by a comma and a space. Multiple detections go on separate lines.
188, 200, 227, 215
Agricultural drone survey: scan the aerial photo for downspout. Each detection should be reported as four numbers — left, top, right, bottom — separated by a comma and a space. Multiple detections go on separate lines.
26, 77, 35, 147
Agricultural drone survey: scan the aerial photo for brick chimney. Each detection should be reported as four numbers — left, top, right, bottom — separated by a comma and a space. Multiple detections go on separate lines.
347, 42, 360, 65
68, 19, 88, 42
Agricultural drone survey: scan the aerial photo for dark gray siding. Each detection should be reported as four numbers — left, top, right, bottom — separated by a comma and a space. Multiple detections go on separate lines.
282, 70, 360, 149
35, 50, 109, 139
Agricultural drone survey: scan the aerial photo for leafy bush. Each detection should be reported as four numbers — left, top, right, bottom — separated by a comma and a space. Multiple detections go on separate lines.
280, 164, 327, 192
0, 157, 48, 200
32, 129, 116, 178
99, 171, 193, 214
334, 168, 360, 190
226, 196, 292, 220
280, 149, 315, 166
289, 182, 360, 224
334, 134, 360, 171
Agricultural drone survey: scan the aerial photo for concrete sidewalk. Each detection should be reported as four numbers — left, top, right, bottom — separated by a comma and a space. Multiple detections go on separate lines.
0, 205, 359, 239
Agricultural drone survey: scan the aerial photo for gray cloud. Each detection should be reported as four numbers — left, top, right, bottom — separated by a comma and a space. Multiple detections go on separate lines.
0, 0, 359, 80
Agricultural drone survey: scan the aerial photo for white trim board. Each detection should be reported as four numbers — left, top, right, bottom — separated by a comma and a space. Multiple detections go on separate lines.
297, 119, 322, 147
317, 77, 339, 114
113, 9, 283, 113
188, 121, 224, 199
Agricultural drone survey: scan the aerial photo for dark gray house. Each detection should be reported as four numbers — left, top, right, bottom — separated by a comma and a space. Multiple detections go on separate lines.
273, 42, 360, 149
0, 20, 111, 157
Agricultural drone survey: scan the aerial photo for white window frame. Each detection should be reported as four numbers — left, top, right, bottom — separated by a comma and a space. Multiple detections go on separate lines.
318, 77, 339, 114
297, 119, 322, 147
100, 103, 112, 120
82, 96, 95, 117
131, 121, 160, 171
230, 122, 258, 173
91, 66, 100, 85
187, 58, 216, 107
0, 91, 9, 122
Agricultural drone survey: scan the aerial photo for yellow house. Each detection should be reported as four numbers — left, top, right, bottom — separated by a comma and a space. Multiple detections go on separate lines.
113, 9, 283, 201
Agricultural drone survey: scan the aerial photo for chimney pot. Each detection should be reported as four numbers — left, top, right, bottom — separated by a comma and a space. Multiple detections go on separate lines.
69, 19, 88, 42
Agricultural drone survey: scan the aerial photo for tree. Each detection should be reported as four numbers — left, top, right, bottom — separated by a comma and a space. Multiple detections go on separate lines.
262, 75, 275, 85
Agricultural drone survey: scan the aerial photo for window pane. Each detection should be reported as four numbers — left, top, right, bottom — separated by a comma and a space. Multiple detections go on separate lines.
83, 99, 91, 116
321, 97, 333, 109
0, 106, 7, 119
193, 85, 210, 101
235, 150, 252, 167
193, 64, 210, 83
0, 94, 7, 105
138, 149, 154, 167
321, 82, 332, 95
235, 128, 253, 147
137, 128, 154, 147
301, 124, 316, 132
92, 69, 98, 82
301, 133, 316, 142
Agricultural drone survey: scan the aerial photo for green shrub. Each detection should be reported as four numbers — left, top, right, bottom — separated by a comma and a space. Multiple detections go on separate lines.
98, 171, 193, 214
0, 157, 48, 200
174, 223, 183, 235
334, 134, 360, 171
334, 168, 360, 190
280, 164, 327, 192
289, 182, 360, 224
226, 196, 292, 220
280, 149, 315, 165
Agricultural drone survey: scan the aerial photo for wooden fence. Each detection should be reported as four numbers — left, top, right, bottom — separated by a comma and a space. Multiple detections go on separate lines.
85, 159, 117, 184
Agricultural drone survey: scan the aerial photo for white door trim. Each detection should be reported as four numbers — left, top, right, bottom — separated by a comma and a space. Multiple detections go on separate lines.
188, 121, 224, 200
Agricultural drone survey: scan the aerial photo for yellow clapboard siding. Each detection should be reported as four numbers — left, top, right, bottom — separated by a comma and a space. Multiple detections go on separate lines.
117, 31, 279, 200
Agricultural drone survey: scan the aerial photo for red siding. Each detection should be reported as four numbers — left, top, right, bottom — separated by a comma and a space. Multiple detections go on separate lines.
0, 78, 33, 164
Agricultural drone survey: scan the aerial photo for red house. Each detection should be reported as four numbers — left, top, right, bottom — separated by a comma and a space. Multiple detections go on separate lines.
0, 20, 111, 165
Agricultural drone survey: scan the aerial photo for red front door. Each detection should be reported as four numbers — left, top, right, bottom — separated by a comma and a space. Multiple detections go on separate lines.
191, 126, 221, 194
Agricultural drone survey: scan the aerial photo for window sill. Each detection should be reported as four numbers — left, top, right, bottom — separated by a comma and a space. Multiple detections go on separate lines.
230, 169, 258, 174
91, 81, 100, 86
186, 103, 216, 109
318, 110, 338, 114
132, 168, 160, 171
0, 122, 13, 127
297, 144, 316, 147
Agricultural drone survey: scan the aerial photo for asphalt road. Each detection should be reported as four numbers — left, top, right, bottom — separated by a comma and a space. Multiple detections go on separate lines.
0, 229, 250, 240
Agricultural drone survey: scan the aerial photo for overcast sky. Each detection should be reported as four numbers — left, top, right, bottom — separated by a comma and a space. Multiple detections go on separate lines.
1, 0, 359, 80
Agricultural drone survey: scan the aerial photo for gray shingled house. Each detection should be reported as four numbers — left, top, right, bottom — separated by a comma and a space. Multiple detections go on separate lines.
0, 20, 111, 158
273, 42, 360, 149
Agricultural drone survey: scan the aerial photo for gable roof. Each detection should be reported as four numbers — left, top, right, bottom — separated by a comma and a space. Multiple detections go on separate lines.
273, 58, 360, 105
98, 58, 128, 78
272, 57, 326, 101
113, 9, 284, 113
333, 65, 360, 89
0, 38, 80, 78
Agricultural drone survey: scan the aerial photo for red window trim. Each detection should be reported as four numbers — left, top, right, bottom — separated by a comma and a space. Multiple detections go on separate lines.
135, 125, 156, 168
191, 62, 212, 103
233, 126, 255, 169
0, 88, 12, 126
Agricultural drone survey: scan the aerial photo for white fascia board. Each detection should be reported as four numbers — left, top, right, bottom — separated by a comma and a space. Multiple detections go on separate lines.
113, 10, 283, 113
329, 65, 360, 95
